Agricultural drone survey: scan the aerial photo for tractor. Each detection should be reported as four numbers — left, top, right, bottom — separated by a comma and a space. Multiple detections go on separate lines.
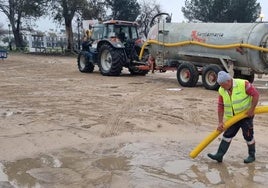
77, 20, 149, 76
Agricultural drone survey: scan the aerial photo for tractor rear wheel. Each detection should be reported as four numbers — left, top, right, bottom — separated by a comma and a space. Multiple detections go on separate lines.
98, 44, 124, 76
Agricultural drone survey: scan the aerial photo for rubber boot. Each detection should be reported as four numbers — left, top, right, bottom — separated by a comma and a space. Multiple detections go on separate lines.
207, 140, 231, 162
244, 143, 255, 163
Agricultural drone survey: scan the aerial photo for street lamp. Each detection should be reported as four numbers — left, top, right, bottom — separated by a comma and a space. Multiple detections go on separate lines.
77, 17, 81, 50
8, 24, 12, 51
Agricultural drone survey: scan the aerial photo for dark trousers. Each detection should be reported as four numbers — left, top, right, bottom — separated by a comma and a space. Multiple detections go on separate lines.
223, 117, 254, 142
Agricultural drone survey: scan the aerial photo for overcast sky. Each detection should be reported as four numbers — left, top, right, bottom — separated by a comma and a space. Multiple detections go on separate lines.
1, 0, 268, 31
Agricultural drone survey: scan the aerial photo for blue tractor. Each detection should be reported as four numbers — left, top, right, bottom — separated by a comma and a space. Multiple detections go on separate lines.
77, 20, 149, 76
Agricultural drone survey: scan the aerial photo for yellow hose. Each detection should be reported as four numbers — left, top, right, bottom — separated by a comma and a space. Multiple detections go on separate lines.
189, 105, 268, 159
139, 39, 268, 60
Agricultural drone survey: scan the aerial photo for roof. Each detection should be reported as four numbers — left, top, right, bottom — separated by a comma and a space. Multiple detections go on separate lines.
102, 20, 138, 26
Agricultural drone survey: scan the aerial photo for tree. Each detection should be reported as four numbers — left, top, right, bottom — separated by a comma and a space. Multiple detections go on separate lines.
0, 0, 49, 49
182, 0, 261, 22
106, 0, 140, 21
81, 0, 106, 20
49, 0, 88, 51
227, 0, 261, 22
137, 0, 162, 38
0, 23, 4, 36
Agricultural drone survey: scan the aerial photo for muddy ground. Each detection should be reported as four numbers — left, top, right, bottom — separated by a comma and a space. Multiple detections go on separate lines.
0, 53, 268, 188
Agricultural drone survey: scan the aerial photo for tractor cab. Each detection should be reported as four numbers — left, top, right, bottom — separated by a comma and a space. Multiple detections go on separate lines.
91, 20, 139, 42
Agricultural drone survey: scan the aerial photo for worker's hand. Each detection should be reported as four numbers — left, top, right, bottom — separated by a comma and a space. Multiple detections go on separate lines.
247, 108, 255, 117
217, 122, 225, 132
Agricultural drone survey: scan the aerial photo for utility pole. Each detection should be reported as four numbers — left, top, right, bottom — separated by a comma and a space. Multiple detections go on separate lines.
77, 18, 81, 50
8, 24, 12, 51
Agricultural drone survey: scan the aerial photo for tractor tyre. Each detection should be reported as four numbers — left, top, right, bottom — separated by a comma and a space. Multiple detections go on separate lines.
77, 51, 94, 73
98, 44, 124, 76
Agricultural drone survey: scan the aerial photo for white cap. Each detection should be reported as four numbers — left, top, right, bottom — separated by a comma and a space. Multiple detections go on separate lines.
217, 71, 232, 84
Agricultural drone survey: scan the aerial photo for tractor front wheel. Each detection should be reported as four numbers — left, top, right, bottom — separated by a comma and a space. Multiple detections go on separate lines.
77, 51, 94, 73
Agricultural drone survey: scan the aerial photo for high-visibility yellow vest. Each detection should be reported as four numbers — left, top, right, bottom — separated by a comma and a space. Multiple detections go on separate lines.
219, 79, 252, 120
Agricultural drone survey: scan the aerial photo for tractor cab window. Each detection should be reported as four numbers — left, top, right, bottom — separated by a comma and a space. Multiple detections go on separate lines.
107, 24, 116, 38
130, 26, 138, 39
114, 25, 138, 42
105, 23, 139, 42
114, 25, 127, 41
91, 25, 104, 40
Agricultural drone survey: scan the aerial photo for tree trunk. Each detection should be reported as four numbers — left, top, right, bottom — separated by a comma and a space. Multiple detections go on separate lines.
65, 19, 74, 51
13, 28, 23, 50
10, 19, 24, 50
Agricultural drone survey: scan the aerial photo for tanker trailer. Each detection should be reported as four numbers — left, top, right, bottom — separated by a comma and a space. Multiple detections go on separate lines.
140, 14, 268, 90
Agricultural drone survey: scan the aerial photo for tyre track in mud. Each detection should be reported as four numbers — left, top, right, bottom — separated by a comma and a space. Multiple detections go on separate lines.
100, 74, 217, 137
100, 79, 170, 137
101, 82, 155, 137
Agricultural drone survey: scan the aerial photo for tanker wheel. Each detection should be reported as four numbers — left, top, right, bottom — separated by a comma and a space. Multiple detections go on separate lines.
77, 51, 94, 73
177, 62, 199, 87
202, 64, 222, 90
234, 71, 255, 83
98, 44, 123, 76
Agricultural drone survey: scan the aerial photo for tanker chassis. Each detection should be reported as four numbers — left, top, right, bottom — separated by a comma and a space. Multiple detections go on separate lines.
139, 13, 268, 90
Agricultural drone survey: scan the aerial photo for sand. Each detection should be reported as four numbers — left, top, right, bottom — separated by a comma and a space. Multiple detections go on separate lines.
0, 53, 268, 187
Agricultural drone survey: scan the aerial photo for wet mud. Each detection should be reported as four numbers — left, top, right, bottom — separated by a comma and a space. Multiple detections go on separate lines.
1, 141, 268, 187
1, 53, 268, 187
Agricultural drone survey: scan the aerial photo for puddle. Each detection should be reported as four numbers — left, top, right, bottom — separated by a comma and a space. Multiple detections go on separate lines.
27, 167, 81, 183
0, 159, 41, 188
0, 162, 8, 181
0, 155, 64, 188
0, 148, 131, 187
118, 142, 268, 187
205, 169, 221, 184
166, 88, 182, 91
92, 156, 130, 171
163, 160, 193, 174
0, 141, 268, 187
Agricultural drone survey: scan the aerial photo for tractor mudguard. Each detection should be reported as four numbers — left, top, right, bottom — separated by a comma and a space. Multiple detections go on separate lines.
97, 39, 125, 50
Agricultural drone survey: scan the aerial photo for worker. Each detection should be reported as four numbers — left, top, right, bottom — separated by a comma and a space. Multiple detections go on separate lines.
82, 25, 93, 50
207, 71, 259, 163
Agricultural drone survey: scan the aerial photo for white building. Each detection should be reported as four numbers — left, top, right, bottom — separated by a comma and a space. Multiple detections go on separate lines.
0, 28, 68, 53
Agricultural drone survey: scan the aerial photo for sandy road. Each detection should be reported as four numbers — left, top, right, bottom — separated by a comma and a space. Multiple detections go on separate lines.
0, 53, 268, 187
